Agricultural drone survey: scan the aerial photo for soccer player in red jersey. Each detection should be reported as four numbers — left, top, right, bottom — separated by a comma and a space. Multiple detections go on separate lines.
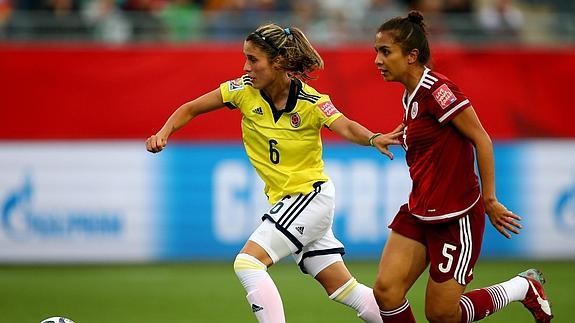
371, 11, 553, 323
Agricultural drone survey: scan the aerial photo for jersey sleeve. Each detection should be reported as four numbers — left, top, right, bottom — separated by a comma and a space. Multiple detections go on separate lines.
429, 81, 471, 125
219, 75, 252, 111
314, 96, 343, 127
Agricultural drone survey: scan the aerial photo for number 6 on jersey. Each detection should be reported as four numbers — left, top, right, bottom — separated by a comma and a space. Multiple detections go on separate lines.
269, 139, 280, 164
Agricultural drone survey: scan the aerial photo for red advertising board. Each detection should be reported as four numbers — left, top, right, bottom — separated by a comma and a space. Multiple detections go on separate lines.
1, 44, 574, 140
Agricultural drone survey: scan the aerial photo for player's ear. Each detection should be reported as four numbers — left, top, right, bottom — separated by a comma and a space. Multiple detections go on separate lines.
271, 56, 283, 70
407, 48, 419, 64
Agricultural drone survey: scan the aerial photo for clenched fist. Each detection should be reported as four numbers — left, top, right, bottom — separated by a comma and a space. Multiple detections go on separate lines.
146, 134, 168, 153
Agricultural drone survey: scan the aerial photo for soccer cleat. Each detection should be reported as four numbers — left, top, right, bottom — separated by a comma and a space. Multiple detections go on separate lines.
518, 269, 553, 322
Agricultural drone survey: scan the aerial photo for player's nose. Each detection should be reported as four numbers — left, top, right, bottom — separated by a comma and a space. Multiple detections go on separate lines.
374, 53, 384, 66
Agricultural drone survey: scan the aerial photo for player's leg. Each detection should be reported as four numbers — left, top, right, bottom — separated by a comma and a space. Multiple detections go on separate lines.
458, 268, 552, 323
374, 231, 427, 322
235, 184, 329, 323
373, 205, 428, 322
234, 219, 293, 323
426, 277, 466, 322
278, 180, 380, 322
424, 202, 552, 322
300, 233, 381, 323
423, 202, 484, 323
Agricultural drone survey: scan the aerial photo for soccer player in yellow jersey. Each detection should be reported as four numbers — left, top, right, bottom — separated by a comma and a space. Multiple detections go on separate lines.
146, 23, 403, 323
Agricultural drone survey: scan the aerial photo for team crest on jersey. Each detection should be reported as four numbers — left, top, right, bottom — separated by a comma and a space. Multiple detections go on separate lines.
433, 84, 457, 109
228, 78, 244, 91
290, 113, 301, 128
318, 101, 339, 117
411, 102, 419, 119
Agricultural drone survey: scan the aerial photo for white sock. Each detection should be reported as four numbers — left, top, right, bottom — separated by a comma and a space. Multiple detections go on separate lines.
499, 276, 529, 302
329, 277, 383, 323
233, 253, 285, 323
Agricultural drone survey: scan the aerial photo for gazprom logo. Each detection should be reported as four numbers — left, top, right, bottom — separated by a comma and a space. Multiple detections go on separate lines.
1, 175, 123, 240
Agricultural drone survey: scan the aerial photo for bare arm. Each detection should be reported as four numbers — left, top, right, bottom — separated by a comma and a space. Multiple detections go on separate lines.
146, 88, 225, 153
451, 106, 522, 238
329, 116, 404, 160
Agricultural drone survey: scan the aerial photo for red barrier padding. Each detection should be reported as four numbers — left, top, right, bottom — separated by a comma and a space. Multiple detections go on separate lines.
1, 44, 573, 140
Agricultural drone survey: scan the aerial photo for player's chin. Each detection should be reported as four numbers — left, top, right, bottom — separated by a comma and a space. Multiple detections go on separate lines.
381, 74, 394, 82
249, 80, 260, 89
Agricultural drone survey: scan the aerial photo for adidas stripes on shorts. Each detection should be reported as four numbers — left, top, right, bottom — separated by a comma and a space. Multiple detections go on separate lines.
389, 202, 485, 285
248, 180, 344, 269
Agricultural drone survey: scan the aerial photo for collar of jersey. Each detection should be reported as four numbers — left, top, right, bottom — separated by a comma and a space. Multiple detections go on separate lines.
260, 78, 300, 123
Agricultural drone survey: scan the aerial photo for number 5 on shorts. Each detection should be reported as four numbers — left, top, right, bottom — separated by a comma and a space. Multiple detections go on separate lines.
439, 243, 457, 273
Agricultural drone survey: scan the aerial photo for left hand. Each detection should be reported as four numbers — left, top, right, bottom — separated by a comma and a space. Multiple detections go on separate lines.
484, 199, 522, 238
372, 123, 405, 160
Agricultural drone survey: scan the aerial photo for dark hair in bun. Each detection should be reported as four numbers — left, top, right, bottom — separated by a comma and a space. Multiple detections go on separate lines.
377, 10, 430, 65
407, 10, 425, 27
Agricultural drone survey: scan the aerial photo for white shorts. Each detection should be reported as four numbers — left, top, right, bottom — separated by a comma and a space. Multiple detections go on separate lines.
248, 180, 345, 272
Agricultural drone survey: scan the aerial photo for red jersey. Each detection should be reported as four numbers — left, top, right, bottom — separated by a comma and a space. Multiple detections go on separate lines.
402, 68, 480, 223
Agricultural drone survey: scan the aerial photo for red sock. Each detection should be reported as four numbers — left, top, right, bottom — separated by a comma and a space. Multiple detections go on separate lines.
460, 285, 509, 322
380, 300, 416, 322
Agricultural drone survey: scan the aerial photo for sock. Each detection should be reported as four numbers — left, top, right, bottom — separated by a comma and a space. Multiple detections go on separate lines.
234, 253, 285, 323
379, 299, 416, 323
499, 276, 529, 302
329, 277, 382, 323
459, 276, 529, 322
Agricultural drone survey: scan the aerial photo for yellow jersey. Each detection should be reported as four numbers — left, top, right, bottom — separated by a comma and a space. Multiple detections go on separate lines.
220, 75, 343, 204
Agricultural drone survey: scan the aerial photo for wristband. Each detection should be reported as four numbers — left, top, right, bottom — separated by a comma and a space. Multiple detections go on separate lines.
369, 133, 382, 146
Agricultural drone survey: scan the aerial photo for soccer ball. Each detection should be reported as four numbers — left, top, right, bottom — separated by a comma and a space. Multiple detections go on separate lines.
40, 317, 75, 323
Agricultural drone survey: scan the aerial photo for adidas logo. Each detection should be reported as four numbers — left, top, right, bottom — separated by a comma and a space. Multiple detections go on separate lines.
251, 304, 264, 313
252, 107, 263, 115
295, 226, 304, 235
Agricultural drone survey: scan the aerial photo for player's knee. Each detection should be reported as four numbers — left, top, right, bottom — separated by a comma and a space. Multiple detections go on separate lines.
425, 305, 460, 323
373, 278, 406, 307
233, 253, 267, 276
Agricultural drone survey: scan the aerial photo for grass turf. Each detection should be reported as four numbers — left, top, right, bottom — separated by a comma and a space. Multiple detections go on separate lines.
0, 260, 571, 322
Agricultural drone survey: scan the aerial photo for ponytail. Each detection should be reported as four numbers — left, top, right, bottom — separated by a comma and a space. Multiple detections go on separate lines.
247, 24, 324, 81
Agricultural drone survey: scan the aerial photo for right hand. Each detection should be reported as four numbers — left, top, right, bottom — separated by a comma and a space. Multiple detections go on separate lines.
146, 134, 168, 153
372, 123, 405, 160
484, 198, 522, 239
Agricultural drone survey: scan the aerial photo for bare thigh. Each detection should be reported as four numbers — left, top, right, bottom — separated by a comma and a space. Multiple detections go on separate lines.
240, 240, 274, 267
374, 231, 428, 309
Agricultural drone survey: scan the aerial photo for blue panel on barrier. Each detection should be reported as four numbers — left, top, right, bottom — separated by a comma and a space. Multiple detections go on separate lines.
153, 142, 528, 260
482, 143, 526, 257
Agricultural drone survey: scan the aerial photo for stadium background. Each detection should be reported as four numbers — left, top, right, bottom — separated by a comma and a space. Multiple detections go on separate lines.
1, 0, 575, 322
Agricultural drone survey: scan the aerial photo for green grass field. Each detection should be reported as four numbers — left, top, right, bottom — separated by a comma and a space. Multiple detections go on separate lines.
1, 260, 572, 322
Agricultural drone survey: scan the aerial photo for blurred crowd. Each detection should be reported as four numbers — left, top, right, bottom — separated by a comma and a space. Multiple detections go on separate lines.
0, 0, 573, 43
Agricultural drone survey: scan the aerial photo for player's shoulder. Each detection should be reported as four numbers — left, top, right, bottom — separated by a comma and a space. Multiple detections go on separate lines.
423, 70, 470, 113
424, 70, 460, 92
223, 74, 257, 93
297, 81, 327, 105
296, 81, 340, 117
295, 83, 342, 121
422, 70, 461, 99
